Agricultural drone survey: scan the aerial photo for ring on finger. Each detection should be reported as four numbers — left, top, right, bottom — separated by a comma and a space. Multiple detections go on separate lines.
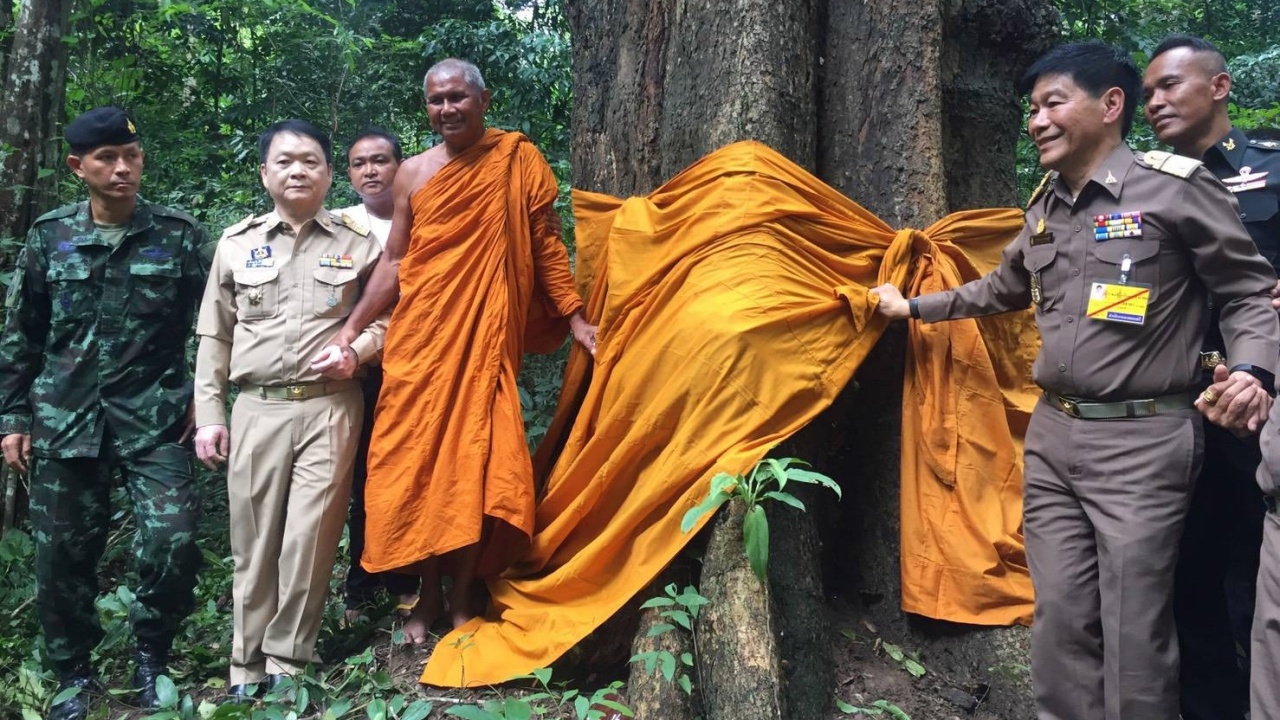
1201, 388, 1220, 406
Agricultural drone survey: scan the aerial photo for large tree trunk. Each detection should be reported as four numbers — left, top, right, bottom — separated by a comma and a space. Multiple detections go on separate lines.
568, 0, 1057, 716
0, 0, 69, 533
0, 0, 70, 252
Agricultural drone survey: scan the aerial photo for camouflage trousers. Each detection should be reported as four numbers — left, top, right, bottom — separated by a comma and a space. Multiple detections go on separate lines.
29, 442, 201, 674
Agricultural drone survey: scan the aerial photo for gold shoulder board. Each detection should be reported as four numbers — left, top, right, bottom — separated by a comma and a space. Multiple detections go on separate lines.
338, 212, 370, 237
222, 213, 261, 238
1142, 150, 1202, 179
1027, 171, 1053, 209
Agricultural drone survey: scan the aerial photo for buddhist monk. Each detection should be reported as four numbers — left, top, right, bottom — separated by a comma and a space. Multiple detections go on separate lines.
314, 58, 596, 644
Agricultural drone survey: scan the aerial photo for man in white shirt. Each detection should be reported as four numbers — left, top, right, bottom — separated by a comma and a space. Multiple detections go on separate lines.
334, 128, 419, 623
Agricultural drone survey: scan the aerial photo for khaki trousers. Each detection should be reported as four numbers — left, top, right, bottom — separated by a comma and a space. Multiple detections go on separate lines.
1253, 507, 1280, 720
227, 387, 361, 685
1023, 399, 1201, 720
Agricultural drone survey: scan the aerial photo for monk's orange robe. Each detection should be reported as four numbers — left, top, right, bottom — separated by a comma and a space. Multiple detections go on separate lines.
362, 129, 582, 577
421, 141, 1038, 687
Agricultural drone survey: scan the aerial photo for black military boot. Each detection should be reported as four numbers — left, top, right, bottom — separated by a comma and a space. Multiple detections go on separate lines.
133, 642, 170, 709
48, 666, 95, 720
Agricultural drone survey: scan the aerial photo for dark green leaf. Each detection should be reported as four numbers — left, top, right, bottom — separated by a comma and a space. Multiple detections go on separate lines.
743, 504, 770, 582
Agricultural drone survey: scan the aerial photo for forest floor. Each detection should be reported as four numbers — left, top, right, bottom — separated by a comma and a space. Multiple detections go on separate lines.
81, 595, 1021, 720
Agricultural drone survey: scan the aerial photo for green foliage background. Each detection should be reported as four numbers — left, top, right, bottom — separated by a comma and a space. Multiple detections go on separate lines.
1, 0, 1279, 715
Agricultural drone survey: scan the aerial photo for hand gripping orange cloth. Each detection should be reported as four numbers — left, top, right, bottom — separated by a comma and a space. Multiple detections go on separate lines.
422, 141, 1038, 687
362, 129, 583, 577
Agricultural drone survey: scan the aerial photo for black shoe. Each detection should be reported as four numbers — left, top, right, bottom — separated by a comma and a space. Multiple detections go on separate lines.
133, 643, 170, 709
48, 669, 95, 720
263, 673, 292, 693
224, 682, 260, 704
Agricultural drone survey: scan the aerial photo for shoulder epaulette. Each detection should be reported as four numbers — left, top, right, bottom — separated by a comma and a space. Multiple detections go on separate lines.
1027, 171, 1053, 209
221, 213, 262, 238
31, 203, 82, 226
1248, 138, 1280, 152
336, 211, 370, 238
1141, 150, 1202, 179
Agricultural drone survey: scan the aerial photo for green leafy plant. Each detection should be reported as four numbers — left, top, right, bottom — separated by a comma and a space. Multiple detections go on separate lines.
877, 641, 926, 679
629, 583, 709, 695
444, 667, 632, 720
681, 458, 841, 581
835, 697, 912, 718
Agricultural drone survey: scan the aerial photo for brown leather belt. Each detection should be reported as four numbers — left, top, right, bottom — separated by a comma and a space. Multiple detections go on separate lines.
1043, 391, 1195, 420
238, 380, 359, 400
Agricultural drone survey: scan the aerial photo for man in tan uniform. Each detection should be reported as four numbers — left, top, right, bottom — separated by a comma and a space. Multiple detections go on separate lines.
872, 42, 1280, 720
1256, 404, 1280, 719
193, 119, 387, 699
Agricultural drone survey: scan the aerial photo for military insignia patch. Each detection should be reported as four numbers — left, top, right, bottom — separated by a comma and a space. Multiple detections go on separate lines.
319, 254, 354, 269
1094, 211, 1143, 241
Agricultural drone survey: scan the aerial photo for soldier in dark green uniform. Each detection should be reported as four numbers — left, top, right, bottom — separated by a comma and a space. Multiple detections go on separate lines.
0, 107, 211, 720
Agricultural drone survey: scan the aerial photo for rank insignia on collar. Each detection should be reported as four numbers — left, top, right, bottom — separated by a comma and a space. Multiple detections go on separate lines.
1265, 141, 1280, 149
1105, 170, 1118, 185
1223, 138, 1236, 151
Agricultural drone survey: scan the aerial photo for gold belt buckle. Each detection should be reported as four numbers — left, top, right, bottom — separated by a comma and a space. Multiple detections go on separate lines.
286, 384, 306, 399
1201, 351, 1225, 370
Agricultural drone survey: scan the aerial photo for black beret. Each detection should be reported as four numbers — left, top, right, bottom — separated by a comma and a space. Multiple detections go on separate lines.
65, 107, 139, 153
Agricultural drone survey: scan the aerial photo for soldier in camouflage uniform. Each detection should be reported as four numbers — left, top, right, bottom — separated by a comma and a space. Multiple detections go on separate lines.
0, 107, 211, 720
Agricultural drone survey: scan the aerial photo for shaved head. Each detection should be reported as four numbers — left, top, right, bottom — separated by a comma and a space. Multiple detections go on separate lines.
424, 58, 486, 97
1151, 34, 1229, 77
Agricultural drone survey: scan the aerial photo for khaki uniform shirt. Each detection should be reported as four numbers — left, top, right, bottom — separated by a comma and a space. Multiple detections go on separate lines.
917, 143, 1280, 401
194, 209, 387, 427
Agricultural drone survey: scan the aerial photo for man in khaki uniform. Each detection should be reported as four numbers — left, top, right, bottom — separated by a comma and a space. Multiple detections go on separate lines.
193, 119, 387, 699
1256, 410, 1280, 719
872, 41, 1280, 720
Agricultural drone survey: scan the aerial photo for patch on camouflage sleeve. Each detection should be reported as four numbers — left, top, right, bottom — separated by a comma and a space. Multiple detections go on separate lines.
5, 248, 26, 309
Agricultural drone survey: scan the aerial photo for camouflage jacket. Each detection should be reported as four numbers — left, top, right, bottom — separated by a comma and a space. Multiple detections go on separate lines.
0, 199, 213, 458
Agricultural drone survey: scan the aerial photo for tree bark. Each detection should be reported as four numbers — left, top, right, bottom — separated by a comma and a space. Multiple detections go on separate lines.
0, 0, 14, 79
568, 0, 1058, 716
0, 0, 70, 252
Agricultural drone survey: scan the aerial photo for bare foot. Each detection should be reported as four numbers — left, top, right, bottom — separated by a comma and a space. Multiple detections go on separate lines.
448, 591, 480, 629
401, 595, 442, 646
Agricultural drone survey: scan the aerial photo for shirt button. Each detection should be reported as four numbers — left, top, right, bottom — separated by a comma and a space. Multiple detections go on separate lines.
1066, 316, 1074, 323
1072, 268, 1081, 276
1058, 363, 1067, 372
1074, 225, 1081, 232
1241, 213, 1248, 220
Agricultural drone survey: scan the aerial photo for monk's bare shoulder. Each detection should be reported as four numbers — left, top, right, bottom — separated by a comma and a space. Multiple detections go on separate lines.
396, 146, 450, 200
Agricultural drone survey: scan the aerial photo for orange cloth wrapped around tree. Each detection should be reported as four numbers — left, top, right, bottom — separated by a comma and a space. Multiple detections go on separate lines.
423, 141, 1038, 687
361, 129, 583, 578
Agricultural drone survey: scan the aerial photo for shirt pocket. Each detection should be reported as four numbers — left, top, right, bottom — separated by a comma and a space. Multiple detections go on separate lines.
1091, 239, 1161, 294
232, 268, 280, 320
129, 260, 182, 317
45, 260, 93, 324
1238, 189, 1278, 226
1022, 244, 1059, 308
312, 268, 359, 318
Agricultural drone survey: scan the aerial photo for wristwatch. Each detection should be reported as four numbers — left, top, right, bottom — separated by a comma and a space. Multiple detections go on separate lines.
1230, 363, 1276, 396
908, 298, 921, 320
